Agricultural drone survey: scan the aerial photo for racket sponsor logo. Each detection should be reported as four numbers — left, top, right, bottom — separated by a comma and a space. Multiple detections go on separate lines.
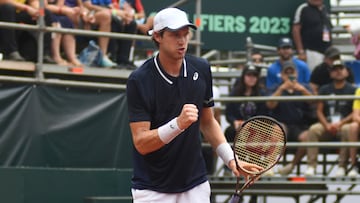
245, 127, 276, 156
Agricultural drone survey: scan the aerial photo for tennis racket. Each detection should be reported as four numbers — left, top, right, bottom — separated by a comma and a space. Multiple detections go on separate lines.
229, 116, 286, 203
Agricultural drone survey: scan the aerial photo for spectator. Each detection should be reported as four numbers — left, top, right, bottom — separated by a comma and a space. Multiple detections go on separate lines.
65, 0, 116, 67
310, 46, 354, 95
350, 88, 360, 176
111, 0, 139, 68
121, 0, 153, 35
250, 49, 267, 89
350, 32, 360, 60
346, 23, 360, 60
225, 65, 268, 143
0, 0, 55, 63
305, 60, 357, 177
250, 49, 264, 65
292, 0, 332, 70
138, 15, 154, 35
225, 65, 269, 203
82, 0, 137, 69
0, 1, 25, 61
46, 0, 83, 66
266, 37, 311, 89
266, 60, 313, 176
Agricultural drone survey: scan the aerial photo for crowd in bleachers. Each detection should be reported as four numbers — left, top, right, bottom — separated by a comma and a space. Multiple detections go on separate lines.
219, 0, 360, 180
221, 41, 359, 178
1, 0, 360, 179
0, 0, 153, 69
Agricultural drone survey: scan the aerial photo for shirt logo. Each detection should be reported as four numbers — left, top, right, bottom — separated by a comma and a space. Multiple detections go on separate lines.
193, 72, 199, 81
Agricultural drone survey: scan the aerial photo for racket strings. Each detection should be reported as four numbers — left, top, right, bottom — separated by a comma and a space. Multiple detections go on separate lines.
234, 119, 285, 173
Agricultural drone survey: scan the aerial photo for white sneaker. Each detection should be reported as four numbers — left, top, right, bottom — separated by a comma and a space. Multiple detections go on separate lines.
304, 166, 315, 176
100, 56, 117, 67
263, 168, 275, 177
348, 168, 359, 177
278, 163, 294, 176
335, 167, 346, 177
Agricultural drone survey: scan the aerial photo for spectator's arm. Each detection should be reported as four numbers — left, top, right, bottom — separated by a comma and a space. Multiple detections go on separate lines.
28, 0, 39, 9
292, 24, 306, 61
295, 83, 312, 96
354, 109, 360, 123
310, 82, 319, 95
10, 0, 31, 12
10, 0, 39, 19
316, 101, 329, 128
339, 112, 354, 127
45, 0, 64, 14
266, 85, 284, 109
133, 0, 145, 20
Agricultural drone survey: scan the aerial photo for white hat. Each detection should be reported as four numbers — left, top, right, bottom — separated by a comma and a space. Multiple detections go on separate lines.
148, 8, 197, 35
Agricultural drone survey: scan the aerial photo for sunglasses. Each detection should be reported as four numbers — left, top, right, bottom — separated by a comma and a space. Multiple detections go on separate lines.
245, 72, 259, 77
330, 66, 345, 71
251, 57, 263, 63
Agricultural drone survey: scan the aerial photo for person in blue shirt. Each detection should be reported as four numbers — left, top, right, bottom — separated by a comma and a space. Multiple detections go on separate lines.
126, 7, 262, 203
266, 37, 311, 89
266, 60, 314, 176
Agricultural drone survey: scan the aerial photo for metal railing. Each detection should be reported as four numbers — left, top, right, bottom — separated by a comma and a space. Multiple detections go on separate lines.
0, 0, 202, 81
207, 140, 360, 202
215, 95, 360, 103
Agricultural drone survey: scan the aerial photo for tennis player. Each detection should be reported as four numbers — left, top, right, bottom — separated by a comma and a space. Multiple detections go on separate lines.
126, 7, 262, 203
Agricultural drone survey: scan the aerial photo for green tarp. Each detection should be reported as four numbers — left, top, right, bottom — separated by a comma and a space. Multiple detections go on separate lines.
0, 83, 132, 169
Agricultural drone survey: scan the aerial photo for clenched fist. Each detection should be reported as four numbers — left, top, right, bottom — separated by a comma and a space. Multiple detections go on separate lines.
177, 104, 198, 130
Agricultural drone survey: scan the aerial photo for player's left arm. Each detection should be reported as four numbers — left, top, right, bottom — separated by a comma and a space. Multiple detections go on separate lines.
200, 107, 227, 148
200, 107, 261, 177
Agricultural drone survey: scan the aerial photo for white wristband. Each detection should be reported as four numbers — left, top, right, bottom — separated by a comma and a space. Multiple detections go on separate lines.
158, 117, 184, 144
216, 142, 235, 167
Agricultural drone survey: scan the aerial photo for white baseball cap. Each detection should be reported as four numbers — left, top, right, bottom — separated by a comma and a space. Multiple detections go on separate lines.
148, 7, 197, 35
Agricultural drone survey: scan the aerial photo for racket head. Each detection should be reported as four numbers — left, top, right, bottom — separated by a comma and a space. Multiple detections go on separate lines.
233, 115, 286, 175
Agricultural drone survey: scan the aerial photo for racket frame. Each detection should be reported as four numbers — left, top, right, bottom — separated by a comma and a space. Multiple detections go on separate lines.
232, 115, 287, 197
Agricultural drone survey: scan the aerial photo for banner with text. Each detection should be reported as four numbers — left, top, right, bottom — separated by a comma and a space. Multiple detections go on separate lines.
143, 0, 330, 50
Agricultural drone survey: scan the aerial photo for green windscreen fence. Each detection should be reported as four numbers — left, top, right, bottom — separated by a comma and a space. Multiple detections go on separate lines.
0, 83, 134, 203
0, 167, 132, 203
0, 83, 133, 168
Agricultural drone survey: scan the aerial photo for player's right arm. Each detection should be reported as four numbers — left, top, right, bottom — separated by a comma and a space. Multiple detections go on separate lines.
130, 121, 165, 155
130, 104, 198, 155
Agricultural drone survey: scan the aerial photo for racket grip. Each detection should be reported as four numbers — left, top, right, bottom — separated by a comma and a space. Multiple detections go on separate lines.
228, 194, 243, 203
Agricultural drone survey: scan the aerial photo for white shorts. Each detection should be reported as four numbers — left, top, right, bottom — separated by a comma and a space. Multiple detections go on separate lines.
131, 181, 211, 203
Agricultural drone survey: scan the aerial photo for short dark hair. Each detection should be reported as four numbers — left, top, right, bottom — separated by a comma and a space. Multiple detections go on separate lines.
252, 49, 262, 55
151, 29, 166, 48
